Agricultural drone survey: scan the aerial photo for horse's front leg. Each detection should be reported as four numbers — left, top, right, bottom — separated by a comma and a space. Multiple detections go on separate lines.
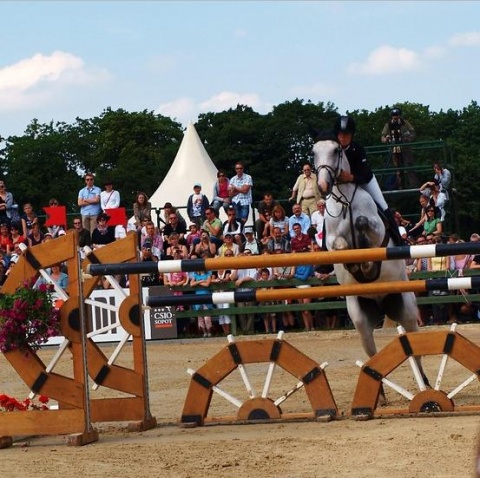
346, 297, 378, 358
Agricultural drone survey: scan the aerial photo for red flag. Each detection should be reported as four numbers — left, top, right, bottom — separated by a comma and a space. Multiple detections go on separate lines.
105, 208, 127, 227
43, 206, 67, 227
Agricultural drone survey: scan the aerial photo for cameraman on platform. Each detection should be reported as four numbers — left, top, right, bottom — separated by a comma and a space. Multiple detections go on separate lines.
381, 108, 416, 144
381, 108, 416, 189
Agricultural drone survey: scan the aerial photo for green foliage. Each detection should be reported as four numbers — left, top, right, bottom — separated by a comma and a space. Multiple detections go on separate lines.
2, 100, 480, 237
2, 109, 183, 216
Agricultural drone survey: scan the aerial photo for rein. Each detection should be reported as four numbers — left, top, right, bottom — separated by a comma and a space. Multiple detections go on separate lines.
315, 141, 391, 282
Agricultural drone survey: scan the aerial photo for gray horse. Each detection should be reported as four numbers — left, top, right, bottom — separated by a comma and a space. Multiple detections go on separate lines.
312, 135, 421, 361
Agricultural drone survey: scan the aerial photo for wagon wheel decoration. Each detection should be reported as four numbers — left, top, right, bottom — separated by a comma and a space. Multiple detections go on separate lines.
352, 324, 480, 419
181, 332, 338, 425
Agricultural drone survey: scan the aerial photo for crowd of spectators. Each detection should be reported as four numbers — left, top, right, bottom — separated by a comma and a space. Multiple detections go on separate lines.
0, 142, 475, 338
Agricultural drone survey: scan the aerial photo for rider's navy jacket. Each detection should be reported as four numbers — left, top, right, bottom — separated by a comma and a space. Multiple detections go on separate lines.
343, 142, 374, 185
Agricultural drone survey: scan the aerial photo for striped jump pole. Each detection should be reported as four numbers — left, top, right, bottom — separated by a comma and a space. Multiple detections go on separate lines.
87, 242, 480, 277
147, 276, 480, 307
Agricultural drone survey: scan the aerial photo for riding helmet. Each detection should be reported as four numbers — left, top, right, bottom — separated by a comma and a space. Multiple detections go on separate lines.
334, 116, 356, 136
391, 108, 402, 117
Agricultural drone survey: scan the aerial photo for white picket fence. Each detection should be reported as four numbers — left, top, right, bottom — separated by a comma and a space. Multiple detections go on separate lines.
46, 287, 153, 346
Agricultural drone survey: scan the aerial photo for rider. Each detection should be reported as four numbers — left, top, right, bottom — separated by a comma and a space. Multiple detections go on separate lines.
334, 115, 404, 246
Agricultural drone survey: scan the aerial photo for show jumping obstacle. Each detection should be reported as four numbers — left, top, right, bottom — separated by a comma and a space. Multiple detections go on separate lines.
352, 324, 480, 419
0, 232, 156, 448
85, 241, 480, 424
147, 276, 480, 307
87, 242, 480, 276
181, 332, 337, 425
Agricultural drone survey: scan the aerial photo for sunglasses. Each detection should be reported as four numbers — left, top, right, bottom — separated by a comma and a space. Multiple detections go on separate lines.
73, 222, 81, 225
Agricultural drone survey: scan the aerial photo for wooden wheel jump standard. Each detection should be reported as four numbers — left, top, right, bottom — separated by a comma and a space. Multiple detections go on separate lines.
181, 332, 337, 425
352, 325, 480, 419
0, 232, 155, 448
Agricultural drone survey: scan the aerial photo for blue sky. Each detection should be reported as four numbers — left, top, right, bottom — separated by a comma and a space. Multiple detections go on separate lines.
1, 1, 479, 138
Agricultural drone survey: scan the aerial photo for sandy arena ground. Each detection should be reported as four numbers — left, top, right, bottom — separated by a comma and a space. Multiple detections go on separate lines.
2, 324, 480, 477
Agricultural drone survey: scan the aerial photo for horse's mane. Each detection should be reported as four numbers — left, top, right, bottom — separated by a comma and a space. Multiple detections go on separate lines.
312, 129, 338, 143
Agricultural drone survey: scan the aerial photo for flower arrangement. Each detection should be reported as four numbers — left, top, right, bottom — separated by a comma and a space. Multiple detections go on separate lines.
0, 279, 61, 353
0, 394, 50, 412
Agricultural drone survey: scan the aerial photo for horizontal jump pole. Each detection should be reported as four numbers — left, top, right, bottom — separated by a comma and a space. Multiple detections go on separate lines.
87, 242, 480, 276
147, 276, 480, 307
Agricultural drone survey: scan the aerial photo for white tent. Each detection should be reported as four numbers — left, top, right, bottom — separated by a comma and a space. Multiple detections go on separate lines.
149, 121, 218, 213
146, 121, 256, 228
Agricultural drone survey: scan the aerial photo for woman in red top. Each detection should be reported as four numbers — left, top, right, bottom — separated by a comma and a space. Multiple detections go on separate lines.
0, 223, 13, 254
10, 222, 26, 248
211, 170, 230, 214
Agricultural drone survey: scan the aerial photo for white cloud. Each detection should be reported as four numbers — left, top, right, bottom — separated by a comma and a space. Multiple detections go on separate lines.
0, 51, 83, 91
155, 91, 272, 126
348, 45, 421, 76
155, 97, 197, 123
0, 51, 109, 110
449, 31, 480, 47
423, 45, 446, 60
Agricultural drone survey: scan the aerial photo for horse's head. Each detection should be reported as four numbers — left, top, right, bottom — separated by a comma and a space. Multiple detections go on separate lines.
312, 132, 347, 197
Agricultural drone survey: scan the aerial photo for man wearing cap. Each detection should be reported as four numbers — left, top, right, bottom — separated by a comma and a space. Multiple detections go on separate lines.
241, 226, 262, 255
217, 233, 239, 257
140, 238, 161, 286
187, 183, 210, 229
381, 108, 416, 189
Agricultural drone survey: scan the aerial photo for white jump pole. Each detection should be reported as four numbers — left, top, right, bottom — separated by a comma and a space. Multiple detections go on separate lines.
397, 325, 427, 391
87, 242, 480, 277
227, 334, 256, 398
434, 323, 458, 391
273, 362, 329, 406
186, 368, 243, 408
261, 331, 284, 398
356, 360, 414, 401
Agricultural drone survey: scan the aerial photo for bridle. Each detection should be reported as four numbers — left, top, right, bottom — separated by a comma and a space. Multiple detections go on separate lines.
315, 143, 359, 222
314, 140, 389, 268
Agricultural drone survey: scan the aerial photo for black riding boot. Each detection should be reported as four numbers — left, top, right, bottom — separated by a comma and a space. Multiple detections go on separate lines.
383, 208, 404, 246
